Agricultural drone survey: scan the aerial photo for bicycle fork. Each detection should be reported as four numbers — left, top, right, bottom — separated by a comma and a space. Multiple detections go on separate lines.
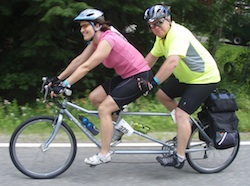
39, 114, 63, 152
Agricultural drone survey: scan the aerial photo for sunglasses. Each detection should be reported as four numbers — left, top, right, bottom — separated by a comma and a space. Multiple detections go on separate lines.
80, 22, 91, 29
148, 19, 165, 29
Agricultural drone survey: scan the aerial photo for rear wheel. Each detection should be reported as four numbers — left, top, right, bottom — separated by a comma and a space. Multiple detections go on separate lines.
186, 127, 240, 173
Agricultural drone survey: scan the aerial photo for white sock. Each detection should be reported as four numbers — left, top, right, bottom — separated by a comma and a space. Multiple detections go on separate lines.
176, 153, 186, 162
99, 152, 110, 158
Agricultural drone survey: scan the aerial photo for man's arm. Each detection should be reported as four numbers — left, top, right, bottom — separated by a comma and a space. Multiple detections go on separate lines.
138, 54, 180, 93
154, 55, 180, 84
145, 52, 158, 68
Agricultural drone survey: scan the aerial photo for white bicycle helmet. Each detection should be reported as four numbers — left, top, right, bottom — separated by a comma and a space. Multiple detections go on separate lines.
74, 9, 105, 42
144, 5, 170, 23
74, 9, 104, 22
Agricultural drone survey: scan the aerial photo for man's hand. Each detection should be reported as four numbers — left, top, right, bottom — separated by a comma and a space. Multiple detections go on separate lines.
137, 77, 157, 96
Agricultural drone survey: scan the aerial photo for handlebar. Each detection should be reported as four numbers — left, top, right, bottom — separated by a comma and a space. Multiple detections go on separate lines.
41, 77, 72, 102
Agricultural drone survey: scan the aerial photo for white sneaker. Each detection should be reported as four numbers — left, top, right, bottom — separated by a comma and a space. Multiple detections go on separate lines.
84, 153, 111, 166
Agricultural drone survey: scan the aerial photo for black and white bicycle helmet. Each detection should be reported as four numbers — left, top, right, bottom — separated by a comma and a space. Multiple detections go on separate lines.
144, 5, 170, 23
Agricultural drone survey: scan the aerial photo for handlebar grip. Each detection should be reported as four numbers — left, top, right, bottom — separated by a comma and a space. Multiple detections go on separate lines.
41, 76, 73, 102
42, 77, 48, 81
64, 89, 72, 96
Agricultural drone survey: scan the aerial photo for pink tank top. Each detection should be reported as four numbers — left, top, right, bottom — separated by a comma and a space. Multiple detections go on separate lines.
95, 30, 150, 79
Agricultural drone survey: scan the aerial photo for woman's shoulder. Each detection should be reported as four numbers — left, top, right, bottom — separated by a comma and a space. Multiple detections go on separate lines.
101, 30, 127, 45
102, 30, 115, 37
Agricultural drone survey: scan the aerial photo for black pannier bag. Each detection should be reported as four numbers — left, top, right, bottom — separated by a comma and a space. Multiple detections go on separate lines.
197, 109, 213, 142
204, 89, 238, 112
208, 111, 238, 149
198, 89, 239, 149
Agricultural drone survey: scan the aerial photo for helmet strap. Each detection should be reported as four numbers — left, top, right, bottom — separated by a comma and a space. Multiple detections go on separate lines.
161, 18, 171, 39
87, 22, 103, 43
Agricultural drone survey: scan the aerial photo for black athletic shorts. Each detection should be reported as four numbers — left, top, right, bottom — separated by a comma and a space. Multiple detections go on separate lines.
102, 70, 153, 108
160, 76, 218, 115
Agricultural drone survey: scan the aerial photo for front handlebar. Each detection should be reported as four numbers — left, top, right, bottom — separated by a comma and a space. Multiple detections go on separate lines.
41, 77, 72, 102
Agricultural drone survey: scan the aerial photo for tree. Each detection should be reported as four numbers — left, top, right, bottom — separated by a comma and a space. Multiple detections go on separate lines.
0, 0, 244, 104
0, 0, 159, 103
0, 0, 88, 103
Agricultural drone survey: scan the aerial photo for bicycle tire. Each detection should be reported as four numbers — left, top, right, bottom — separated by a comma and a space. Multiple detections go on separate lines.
186, 127, 240, 174
9, 116, 77, 179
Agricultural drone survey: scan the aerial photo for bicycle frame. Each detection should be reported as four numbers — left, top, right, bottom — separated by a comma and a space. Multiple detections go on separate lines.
9, 78, 240, 178
44, 96, 213, 155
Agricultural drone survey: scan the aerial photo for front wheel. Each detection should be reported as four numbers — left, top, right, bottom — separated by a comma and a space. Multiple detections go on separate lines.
9, 116, 77, 179
186, 127, 240, 173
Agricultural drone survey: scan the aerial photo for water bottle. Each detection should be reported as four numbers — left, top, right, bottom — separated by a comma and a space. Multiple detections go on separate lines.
79, 116, 99, 136
131, 122, 150, 134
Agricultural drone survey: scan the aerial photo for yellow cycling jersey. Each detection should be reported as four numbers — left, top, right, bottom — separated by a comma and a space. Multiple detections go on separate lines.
151, 21, 221, 84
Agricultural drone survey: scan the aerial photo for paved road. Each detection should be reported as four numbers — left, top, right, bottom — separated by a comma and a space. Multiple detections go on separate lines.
1, 144, 250, 186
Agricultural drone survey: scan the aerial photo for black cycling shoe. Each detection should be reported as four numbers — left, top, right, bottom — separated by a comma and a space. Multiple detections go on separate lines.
156, 153, 185, 169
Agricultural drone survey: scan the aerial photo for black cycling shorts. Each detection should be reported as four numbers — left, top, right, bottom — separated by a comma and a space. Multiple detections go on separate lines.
102, 70, 153, 108
160, 76, 218, 115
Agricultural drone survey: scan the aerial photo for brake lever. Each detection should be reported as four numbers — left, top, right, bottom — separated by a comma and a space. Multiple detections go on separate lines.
43, 85, 49, 103
41, 77, 48, 93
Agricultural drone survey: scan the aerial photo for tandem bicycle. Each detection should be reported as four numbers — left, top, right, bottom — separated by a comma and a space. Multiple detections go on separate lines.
9, 77, 240, 179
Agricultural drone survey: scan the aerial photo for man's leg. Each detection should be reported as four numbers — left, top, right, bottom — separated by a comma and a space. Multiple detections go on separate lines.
155, 90, 189, 169
156, 81, 217, 168
156, 89, 178, 111
175, 107, 191, 157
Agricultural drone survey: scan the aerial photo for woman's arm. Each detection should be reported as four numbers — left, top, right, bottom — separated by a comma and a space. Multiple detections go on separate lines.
65, 40, 112, 85
58, 43, 95, 80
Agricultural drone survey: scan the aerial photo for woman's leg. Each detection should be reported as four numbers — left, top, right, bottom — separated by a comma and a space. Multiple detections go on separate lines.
89, 85, 107, 108
85, 71, 153, 165
98, 95, 120, 155
84, 95, 119, 165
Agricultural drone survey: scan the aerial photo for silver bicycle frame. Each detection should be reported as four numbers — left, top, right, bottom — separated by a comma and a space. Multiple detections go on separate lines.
44, 97, 212, 155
